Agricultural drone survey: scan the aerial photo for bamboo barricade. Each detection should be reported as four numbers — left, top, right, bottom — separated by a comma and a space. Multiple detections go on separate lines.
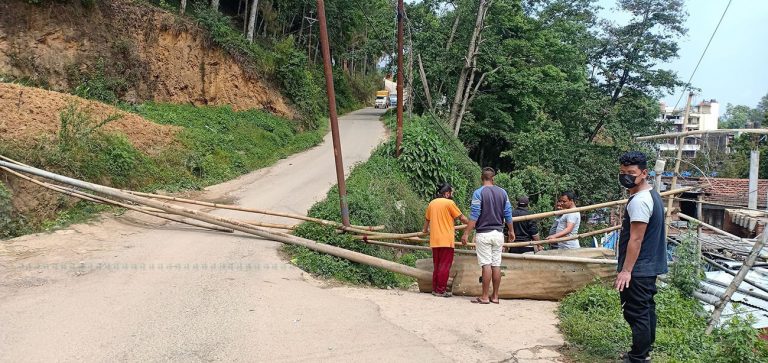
352, 226, 620, 248
364, 239, 618, 265
0, 160, 433, 282
0, 154, 384, 232
0, 165, 234, 233
122, 190, 385, 232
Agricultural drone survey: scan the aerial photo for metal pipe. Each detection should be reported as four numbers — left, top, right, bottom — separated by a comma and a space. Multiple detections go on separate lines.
316, 0, 351, 227
395, 0, 404, 157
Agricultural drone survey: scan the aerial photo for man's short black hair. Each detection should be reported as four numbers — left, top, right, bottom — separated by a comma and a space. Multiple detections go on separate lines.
619, 151, 648, 170
481, 167, 496, 181
560, 191, 576, 201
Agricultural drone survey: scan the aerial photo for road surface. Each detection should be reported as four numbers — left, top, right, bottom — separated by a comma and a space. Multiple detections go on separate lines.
0, 108, 564, 362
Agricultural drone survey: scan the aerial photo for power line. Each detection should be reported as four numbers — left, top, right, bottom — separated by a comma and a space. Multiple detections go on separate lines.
672, 0, 733, 111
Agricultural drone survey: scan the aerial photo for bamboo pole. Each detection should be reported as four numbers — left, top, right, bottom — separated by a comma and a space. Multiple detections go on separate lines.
705, 230, 768, 334
0, 166, 234, 233
667, 92, 694, 236
636, 128, 768, 141
123, 190, 384, 231
505, 226, 621, 248
0, 160, 433, 281
364, 239, 617, 265
511, 188, 691, 222
0, 155, 384, 231
678, 213, 741, 241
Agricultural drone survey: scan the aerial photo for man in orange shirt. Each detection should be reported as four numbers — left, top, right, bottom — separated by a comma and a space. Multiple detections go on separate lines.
422, 183, 469, 297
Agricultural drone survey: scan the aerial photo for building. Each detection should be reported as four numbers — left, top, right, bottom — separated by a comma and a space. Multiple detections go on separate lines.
657, 99, 726, 158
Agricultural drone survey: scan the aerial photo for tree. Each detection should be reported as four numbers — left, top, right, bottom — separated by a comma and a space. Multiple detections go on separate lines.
586, 0, 687, 143
211, 0, 220, 11
448, 0, 492, 133
180, 0, 187, 15
246, 0, 259, 43
719, 103, 752, 129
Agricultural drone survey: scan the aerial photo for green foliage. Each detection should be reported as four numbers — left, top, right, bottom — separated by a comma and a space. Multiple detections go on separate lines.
287, 113, 477, 287
132, 102, 326, 186
0, 182, 14, 238
2, 102, 326, 239
669, 227, 704, 297
381, 113, 479, 207
193, 5, 276, 76
69, 55, 139, 104
712, 312, 768, 363
273, 37, 324, 129
287, 224, 417, 288
559, 283, 768, 362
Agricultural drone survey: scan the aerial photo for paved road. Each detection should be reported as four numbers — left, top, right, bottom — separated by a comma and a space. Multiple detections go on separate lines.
0, 107, 564, 362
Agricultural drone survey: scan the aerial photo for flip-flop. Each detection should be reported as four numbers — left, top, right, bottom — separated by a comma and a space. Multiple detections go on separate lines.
490, 299, 500, 304
471, 297, 490, 304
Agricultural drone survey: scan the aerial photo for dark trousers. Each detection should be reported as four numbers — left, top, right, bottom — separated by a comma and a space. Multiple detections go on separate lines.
431, 247, 454, 294
508, 246, 534, 254
620, 276, 658, 362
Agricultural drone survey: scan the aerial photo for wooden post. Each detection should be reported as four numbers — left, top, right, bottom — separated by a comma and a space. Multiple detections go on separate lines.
705, 230, 768, 334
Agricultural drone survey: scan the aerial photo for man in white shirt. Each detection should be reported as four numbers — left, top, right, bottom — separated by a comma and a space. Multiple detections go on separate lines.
546, 191, 581, 249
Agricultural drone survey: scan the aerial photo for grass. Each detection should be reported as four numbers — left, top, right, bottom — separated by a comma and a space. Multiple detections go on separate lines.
559, 283, 768, 363
0, 101, 327, 239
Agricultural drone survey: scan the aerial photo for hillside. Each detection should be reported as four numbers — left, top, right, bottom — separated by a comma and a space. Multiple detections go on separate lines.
0, 0, 294, 117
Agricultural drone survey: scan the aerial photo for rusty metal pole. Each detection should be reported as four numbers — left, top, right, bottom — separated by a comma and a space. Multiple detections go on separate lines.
316, 0, 350, 227
395, 0, 404, 157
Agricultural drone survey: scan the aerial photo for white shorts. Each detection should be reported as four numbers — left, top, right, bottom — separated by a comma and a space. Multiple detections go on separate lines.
475, 230, 504, 267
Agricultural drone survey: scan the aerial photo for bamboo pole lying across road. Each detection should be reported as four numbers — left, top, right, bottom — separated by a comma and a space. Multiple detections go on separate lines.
0, 160, 432, 281
0, 166, 234, 233
364, 239, 618, 265
123, 190, 385, 231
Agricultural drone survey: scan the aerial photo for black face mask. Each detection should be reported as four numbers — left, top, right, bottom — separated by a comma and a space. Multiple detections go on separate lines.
618, 174, 638, 189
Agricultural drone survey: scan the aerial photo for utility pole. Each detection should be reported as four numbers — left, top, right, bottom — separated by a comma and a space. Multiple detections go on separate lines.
305, 13, 317, 64
395, 0, 404, 157
316, 0, 350, 227
667, 91, 694, 230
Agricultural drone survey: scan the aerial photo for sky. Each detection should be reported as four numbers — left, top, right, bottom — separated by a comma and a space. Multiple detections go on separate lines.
598, 0, 768, 114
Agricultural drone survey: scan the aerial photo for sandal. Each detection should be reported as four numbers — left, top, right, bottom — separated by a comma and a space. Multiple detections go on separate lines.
471, 297, 490, 304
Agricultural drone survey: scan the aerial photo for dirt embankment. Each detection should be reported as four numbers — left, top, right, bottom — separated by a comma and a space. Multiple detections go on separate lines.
0, 83, 179, 154
0, 0, 294, 117
0, 82, 180, 220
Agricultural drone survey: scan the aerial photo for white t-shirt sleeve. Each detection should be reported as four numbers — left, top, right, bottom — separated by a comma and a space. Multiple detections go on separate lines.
565, 213, 580, 225
627, 191, 653, 223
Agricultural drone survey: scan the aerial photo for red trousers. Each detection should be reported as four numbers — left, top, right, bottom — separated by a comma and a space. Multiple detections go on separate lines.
431, 247, 454, 294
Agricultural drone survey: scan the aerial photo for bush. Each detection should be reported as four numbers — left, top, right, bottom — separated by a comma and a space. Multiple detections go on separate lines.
669, 226, 705, 297
559, 283, 768, 362
0, 182, 14, 238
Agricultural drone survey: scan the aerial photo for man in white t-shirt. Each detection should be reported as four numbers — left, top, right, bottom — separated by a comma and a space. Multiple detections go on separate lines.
546, 191, 581, 249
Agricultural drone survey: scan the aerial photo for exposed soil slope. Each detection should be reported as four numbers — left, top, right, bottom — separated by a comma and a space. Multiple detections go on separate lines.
0, 0, 294, 117
0, 82, 179, 154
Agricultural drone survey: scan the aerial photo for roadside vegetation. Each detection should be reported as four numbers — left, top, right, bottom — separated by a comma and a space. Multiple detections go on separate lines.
0, 102, 326, 239
559, 232, 768, 362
